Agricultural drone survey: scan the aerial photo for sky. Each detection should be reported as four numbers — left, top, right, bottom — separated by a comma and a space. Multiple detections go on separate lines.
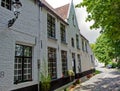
46, 0, 100, 43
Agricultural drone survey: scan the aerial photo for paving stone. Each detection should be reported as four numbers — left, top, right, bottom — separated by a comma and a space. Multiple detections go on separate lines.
74, 67, 120, 91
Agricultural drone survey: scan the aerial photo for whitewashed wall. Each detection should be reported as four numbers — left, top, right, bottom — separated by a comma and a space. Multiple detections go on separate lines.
66, 2, 95, 73
0, 0, 39, 91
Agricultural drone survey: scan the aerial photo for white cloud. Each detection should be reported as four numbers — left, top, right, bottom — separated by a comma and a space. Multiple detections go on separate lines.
45, 0, 100, 43
46, 0, 70, 8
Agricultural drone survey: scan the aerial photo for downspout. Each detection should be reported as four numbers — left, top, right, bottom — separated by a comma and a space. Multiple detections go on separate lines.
37, 0, 42, 91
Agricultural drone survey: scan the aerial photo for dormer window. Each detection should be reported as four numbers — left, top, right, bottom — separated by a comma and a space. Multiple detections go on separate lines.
1, 0, 11, 10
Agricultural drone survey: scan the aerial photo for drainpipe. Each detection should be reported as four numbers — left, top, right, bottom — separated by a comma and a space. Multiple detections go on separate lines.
37, 0, 42, 91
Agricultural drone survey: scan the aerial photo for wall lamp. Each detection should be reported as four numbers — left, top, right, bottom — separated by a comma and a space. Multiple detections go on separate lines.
8, 0, 22, 27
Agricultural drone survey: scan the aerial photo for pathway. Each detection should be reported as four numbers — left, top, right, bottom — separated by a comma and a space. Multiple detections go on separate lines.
74, 67, 120, 91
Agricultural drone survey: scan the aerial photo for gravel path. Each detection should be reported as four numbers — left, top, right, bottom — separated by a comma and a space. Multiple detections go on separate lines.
74, 67, 120, 91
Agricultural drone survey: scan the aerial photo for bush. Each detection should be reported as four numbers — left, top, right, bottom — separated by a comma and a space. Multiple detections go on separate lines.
107, 62, 117, 68
111, 62, 117, 68
117, 61, 120, 68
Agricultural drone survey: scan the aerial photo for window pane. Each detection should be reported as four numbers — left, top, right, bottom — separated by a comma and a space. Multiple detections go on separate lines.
1, 0, 11, 10
15, 45, 23, 56
24, 46, 32, 57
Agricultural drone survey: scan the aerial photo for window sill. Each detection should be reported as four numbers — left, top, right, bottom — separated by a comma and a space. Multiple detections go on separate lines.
77, 47, 80, 50
14, 79, 33, 84
48, 37, 57, 41
61, 41, 68, 45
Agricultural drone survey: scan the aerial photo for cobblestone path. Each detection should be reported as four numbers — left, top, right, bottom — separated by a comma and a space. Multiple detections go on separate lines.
74, 67, 120, 91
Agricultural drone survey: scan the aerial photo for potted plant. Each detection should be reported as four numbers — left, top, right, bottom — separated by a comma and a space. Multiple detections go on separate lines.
68, 70, 75, 81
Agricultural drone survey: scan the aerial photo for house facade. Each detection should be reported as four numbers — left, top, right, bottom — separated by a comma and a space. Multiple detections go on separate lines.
0, 0, 39, 91
0, 0, 95, 91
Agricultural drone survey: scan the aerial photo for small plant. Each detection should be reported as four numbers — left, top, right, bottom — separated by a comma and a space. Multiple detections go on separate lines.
40, 73, 51, 91
117, 60, 120, 68
68, 70, 75, 76
68, 70, 75, 81
75, 79, 81, 84
94, 70, 101, 74
40, 58, 51, 91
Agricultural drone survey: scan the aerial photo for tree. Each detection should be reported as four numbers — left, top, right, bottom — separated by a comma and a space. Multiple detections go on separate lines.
93, 34, 112, 65
93, 33, 120, 66
76, 0, 120, 40
90, 43, 95, 51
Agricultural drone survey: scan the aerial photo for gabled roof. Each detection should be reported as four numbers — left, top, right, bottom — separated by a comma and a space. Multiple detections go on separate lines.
40, 0, 68, 25
55, 4, 70, 20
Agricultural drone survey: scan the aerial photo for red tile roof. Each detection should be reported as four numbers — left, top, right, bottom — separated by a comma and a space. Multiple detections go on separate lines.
41, 0, 68, 25
55, 4, 70, 20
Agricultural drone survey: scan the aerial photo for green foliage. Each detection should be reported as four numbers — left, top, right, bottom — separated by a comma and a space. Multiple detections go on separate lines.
68, 70, 75, 76
76, 0, 120, 40
76, 0, 120, 65
93, 34, 111, 65
91, 33, 120, 66
40, 58, 51, 91
95, 70, 101, 75
90, 43, 95, 51
40, 73, 51, 91
108, 61, 117, 68
117, 61, 120, 68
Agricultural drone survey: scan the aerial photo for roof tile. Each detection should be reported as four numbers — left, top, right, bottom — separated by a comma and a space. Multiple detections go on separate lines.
55, 4, 70, 20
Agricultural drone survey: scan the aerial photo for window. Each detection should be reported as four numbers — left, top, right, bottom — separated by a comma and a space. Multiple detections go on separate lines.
71, 38, 74, 47
48, 47, 57, 79
60, 23, 66, 42
77, 54, 81, 72
61, 50, 67, 76
14, 44, 32, 83
72, 53, 76, 73
90, 55, 94, 63
82, 39, 84, 51
1, 0, 11, 10
85, 42, 88, 52
47, 14, 56, 38
76, 34, 79, 49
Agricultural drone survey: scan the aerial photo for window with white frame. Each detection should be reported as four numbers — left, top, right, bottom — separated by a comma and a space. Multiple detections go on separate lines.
1, 0, 11, 10
60, 23, 66, 42
14, 44, 32, 83
61, 50, 67, 76
47, 14, 56, 38
48, 47, 57, 79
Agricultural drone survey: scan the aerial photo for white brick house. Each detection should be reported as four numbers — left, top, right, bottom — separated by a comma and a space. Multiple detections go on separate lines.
0, 0, 95, 91
0, 0, 39, 91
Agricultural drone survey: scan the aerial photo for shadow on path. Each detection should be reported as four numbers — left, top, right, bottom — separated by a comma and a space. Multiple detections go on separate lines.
75, 71, 120, 91
75, 69, 120, 91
